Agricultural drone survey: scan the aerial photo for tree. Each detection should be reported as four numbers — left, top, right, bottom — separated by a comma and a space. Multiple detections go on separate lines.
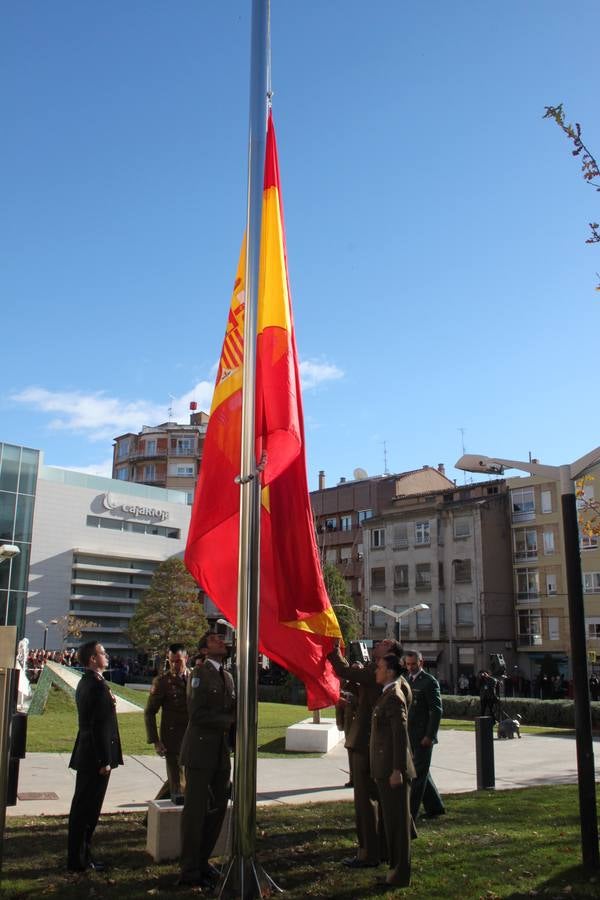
543, 104, 600, 289
55, 614, 99, 642
577, 475, 600, 537
322, 562, 361, 645
127, 556, 208, 657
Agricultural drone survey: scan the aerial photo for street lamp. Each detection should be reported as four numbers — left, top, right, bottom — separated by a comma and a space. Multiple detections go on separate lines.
369, 602, 429, 643
35, 619, 58, 652
456, 448, 600, 869
0, 545, 20, 561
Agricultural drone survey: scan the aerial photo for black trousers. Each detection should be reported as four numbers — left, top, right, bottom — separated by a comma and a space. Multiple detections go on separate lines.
67, 769, 110, 870
409, 743, 445, 820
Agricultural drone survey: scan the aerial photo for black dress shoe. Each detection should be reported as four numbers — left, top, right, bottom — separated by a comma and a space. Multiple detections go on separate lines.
342, 856, 379, 868
89, 860, 107, 871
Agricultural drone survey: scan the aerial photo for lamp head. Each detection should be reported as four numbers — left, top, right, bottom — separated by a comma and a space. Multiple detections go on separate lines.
0, 543, 20, 560
369, 605, 385, 614
455, 454, 505, 475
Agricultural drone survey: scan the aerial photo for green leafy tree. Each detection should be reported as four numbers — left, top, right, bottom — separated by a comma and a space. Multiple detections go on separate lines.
127, 556, 208, 657
322, 562, 360, 645
543, 104, 600, 288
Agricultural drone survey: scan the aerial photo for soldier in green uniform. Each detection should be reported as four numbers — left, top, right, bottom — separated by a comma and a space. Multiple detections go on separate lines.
404, 649, 445, 821
178, 631, 235, 889
144, 643, 190, 800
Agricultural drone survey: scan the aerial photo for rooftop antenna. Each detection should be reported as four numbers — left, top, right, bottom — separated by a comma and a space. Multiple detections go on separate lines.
382, 440, 389, 475
168, 394, 175, 423
458, 427, 467, 484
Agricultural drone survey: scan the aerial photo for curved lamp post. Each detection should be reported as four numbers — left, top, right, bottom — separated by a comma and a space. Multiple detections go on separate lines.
456, 448, 600, 869
369, 602, 429, 643
35, 619, 58, 652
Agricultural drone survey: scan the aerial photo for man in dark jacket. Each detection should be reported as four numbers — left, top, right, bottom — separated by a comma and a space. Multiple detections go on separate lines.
144, 643, 189, 799
404, 649, 445, 821
67, 641, 123, 872
178, 632, 235, 888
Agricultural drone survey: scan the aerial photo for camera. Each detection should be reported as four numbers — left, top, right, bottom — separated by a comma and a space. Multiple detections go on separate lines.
348, 641, 370, 665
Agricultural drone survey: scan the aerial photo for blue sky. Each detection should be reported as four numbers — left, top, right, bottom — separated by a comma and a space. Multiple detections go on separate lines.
2, 1, 599, 490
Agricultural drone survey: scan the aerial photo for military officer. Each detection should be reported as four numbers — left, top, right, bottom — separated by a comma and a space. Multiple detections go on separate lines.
67, 641, 123, 872
178, 631, 235, 888
328, 638, 408, 868
371, 653, 416, 888
144, 643, 190, 800
404, 649, 446, 821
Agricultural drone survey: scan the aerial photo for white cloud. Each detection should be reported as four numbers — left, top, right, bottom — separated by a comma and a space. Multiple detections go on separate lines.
11, 381, 214, 442
299, 359, 344, 390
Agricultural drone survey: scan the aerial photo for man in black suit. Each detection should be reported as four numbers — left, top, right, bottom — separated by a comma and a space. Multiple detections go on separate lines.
178, 631, 236, 888
404, 649, 445, 821
67, 641, 123, 872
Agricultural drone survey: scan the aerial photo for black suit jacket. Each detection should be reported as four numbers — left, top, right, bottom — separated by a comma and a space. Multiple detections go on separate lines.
69, 670, 123, 772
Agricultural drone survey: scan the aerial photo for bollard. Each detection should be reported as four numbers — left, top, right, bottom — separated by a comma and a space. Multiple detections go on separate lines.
475, 716, 495, 790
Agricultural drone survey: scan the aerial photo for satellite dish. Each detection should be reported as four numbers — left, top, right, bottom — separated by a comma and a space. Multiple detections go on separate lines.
353, 467, 368, 480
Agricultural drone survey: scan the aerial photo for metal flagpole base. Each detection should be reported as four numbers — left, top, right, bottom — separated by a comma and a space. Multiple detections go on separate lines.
217, 855, 283, 899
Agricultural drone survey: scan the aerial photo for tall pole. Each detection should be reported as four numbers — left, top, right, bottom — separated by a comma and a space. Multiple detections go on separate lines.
220, 1, 278, 896
560, 467, 599, 868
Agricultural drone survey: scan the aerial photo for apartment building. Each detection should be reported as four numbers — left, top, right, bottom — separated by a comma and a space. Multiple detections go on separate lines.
310, 465, 454, 624
508, 458, 600, 680
112, 408, 209, 504
363, 480, 515, 686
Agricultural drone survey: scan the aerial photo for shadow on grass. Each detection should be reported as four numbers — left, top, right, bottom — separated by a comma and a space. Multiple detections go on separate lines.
504, 864, 600, 899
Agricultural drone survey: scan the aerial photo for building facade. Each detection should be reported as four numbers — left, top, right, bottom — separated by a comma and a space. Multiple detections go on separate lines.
112, 409, 209, 504
363, 480, 515, 687
0, 442, 40, 638
310, 466, 454, 623
27, 464, 192, 652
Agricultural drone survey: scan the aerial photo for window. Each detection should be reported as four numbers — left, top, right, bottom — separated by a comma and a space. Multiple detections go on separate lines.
543, 530, 555, 555
511, 488, 535, 522
340, 515, 353, 532
393, 565, 409, 590
86, 515, 180, 539
584, 572, 600, 593
371, 528, 385, 549
340, 546, 351, 561
175, 464, 194, 477
415, 521, 430, 545
325, 517, 337, 532
143, 464, 156, 481
325, 548, 337, 563
453, 559, 472, 583
458, 647, 475, 665
117, 440, 130, 459
438, 561, 445, 589
416, 607, 432, 629
416, 563, 431, 589
541, 490, 552, 513
116, 467, 129, 481
454, 517, 471, 539
518, 609, 542, 645
581, 533, 599, 550
587, 619, 600, 639
546, 574, 557, 595
514, 528, 537, 561
392, 523, 409, 548
175, 438, 195, 455
145, 439, 157, 456
548, 616, 560, 641
516, 568, 539, 601
439, 603, 446, 629
358, 509, 373, 524
371, 567, 386, 590
185, 491, 194, 505
456, 604, 473, 626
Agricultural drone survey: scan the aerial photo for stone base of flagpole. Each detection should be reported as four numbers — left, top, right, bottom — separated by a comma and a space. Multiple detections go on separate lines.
217, 855, 282, 899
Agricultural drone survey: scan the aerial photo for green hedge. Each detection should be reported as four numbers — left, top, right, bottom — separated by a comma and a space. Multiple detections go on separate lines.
442, 694, 600, 729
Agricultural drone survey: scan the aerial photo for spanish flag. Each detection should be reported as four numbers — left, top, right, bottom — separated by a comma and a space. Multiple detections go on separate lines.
185, 112, 341, 709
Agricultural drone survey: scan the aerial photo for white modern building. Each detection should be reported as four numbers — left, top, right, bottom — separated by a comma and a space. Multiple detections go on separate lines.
27, 463, 193, 652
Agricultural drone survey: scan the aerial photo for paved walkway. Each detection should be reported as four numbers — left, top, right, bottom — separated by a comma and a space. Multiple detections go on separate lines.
8, 729, 597, 817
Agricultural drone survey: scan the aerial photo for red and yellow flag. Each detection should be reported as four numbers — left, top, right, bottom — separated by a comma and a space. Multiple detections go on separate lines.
185, 112, 341, 709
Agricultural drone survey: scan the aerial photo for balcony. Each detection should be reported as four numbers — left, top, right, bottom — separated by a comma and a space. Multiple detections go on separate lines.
170, 446, 197, 457
514, 550, 538, 562
517, 632, 542, 647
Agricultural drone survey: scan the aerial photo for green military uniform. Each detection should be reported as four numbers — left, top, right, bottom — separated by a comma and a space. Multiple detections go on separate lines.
179, 660, 235, 883
407, 667, 445, 820
370, 681, 417, 888
144, 668, 189, 799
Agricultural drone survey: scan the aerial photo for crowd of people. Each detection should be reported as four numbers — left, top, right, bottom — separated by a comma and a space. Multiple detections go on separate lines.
24, 649, 159, 685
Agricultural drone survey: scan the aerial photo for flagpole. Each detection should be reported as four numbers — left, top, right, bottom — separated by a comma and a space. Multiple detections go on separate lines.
219, 0, 279, 896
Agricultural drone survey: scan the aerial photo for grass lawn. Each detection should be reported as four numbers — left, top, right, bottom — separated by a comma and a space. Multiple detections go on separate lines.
439, 718, 575, 737
4, 784, 600, 898
25, 686, 335, 757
